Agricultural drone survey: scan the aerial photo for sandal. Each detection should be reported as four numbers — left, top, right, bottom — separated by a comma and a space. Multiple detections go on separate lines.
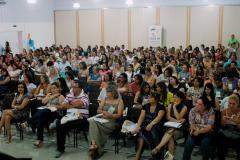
34, 141, 43, 148
151, 147, 160, 155
6, 135, 12, 144
21, 122, 28, 129
89, 144, 98, 151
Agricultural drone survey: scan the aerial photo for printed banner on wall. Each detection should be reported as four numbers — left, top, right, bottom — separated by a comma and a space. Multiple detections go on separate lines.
149, 25, 162, 47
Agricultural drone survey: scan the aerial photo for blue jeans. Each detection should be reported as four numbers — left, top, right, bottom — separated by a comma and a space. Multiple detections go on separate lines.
182, 134, 211, 160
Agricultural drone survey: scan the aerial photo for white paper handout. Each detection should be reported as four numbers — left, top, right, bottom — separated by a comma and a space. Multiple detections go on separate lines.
37, 106, 57, 112
87, 114, 109, 124
164, 121, 182, 128
60, 112, 82, 124
121, 120, 137, 133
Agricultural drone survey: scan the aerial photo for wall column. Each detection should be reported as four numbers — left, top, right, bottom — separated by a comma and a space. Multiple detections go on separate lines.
128, 8, 132, 50
76, 11, 80, 47
101, 9, 105, 46
218, 6, 224, 45
186, 7, 191, 47
156, 7, 160, 25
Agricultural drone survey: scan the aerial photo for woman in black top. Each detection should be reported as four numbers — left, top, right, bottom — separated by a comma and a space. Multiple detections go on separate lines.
132, 91, 166, 160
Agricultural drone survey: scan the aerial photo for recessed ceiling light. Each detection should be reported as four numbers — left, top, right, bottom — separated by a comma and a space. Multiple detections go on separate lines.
208, 4, 216, 7
103, 8, 108, 10
126, 0, 133, 6
27, 0, 37, 4
73, 3, 80, 9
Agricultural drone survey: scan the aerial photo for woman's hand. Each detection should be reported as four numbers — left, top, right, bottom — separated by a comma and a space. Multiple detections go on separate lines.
145, 123, 153, 131
177, 119, 186, 124
131, 126, 141, 134
192, 129, 199, 136
102, 111, 112, 119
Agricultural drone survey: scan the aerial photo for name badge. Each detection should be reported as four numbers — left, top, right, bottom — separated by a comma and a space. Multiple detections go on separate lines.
228, 83, 233, 90
216, 91, 221, 98
108, 106, 115, 113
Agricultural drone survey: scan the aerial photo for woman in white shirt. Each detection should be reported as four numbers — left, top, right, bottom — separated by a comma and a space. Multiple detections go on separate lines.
126, 64, 134, 83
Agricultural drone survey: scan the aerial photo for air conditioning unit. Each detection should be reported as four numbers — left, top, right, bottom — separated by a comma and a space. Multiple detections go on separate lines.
0, 0, 6, 5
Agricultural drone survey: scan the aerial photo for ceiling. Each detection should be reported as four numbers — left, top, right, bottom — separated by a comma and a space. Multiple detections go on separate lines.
54, 0, 240, 10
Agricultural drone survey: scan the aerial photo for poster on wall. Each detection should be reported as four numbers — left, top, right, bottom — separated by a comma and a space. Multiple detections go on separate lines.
149, 25, 162, 47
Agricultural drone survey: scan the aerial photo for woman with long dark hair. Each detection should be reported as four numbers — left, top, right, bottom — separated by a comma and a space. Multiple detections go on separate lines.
156, 82, 173, 107
0, 82, 30, 143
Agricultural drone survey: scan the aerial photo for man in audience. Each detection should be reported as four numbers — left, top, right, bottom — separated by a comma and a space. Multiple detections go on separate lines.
54, 80, 89, 158
228, 34, 239, 49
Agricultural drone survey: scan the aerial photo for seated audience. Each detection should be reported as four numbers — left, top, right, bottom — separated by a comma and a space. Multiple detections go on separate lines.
88, 66, 101, 82
88, 83, 124, 159
182, 96, 215, 160
116, 73, 129, 95
156, 82, 173, 107
132, 91, 166, 160
54, 80, 89, 158
217, 93, 240, 160
0, 82, 30, 143
152, 91, 187, 159
129, 74, 144, 96
21, 82, 65, 147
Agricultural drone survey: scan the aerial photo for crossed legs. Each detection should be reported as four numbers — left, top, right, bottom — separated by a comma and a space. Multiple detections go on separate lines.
0, 109, 14, 143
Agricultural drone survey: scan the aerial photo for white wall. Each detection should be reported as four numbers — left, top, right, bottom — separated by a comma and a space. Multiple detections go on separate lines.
54, 5, 240, 49
131, 8, 156, 48
0, 23, 54, 51
160, 7, 187, 48
190, 6, 219, 47
54, 0, 240, 10
104, 9, 128, 47
55, 11, 77, 47
222, 6, 240, 46
0, 0, 54, 53
79, 9, 101, 49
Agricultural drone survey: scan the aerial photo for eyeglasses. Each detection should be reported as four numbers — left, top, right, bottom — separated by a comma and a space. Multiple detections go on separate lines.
18, 86, 24, 88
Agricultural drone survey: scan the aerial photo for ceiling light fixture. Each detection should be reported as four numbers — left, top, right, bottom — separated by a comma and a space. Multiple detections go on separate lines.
208, 4, 216, 7
73, 2, 80, 9
27, 0, 37, 4
126, 0, 133, 6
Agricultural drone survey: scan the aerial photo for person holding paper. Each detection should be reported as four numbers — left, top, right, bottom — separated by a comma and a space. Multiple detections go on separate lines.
132, 91, 166, 160
217, 93, 240, 160
21, 82, 64, 147
182, 96, 215, 160
88, 83, 124, 160
54, 80, 89, 158
152, 91, 187, 159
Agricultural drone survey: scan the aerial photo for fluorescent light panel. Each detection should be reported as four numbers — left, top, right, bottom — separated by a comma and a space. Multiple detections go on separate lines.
73, 2, 80, 9
27, 0, 37, 4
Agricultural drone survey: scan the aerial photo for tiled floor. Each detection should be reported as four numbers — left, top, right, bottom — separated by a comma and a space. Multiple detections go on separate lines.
0, 128, 237, 160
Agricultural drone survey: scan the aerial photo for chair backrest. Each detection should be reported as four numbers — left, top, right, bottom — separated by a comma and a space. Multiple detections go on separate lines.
79, 76, 87, 86
7, 80, 19, 93
89, 101, 99, 117
121, 95, 134, 109
1, 94, 15, 110
34, 74, 42, 86
87, 82, 101, 101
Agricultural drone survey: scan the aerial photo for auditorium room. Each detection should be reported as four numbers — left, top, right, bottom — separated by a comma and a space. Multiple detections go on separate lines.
0, 0, 240, 159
